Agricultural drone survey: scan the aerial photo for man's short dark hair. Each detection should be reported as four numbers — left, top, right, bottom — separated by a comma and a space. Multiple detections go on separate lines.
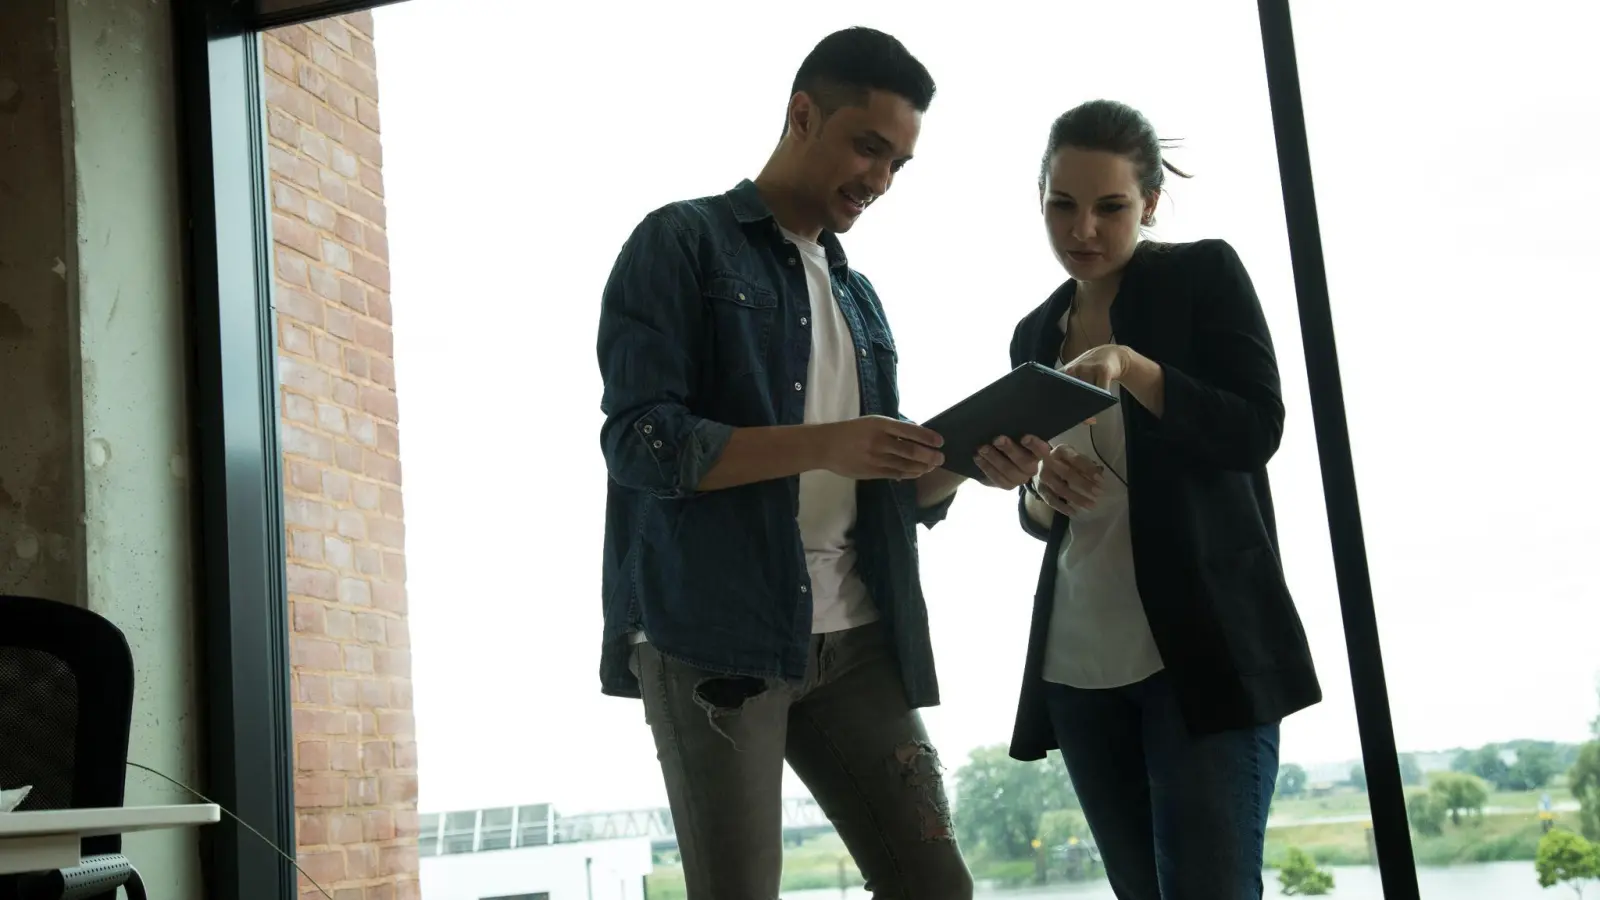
783, 27, 936, 136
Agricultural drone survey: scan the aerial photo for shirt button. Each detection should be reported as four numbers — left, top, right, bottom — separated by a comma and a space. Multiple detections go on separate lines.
859, 348, 867, 358
652, 440, 663, 449
787, 258, 797, 266
800, 585, 808, 594
642, 424, 653, 434
794, 382, 803, 391
800, 317, 809, 326
737, 293, 746, 301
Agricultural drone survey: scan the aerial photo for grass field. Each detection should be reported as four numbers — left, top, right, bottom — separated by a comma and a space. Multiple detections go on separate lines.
644, 787, 1581, 898
644, 833, 860, 900
1265, 806, 1552, 868
643, 832, 1050, 899
1269, 781, 1571, 824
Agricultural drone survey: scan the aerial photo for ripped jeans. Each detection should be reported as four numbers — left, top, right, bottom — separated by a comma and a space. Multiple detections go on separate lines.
633, 622, 974, 900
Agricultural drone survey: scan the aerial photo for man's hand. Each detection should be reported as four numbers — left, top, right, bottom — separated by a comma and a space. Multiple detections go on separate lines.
820, 416, 945, 480
973, 436, 1043, 490
1021, 435, 1102, 516
1060, 344, 1132, 390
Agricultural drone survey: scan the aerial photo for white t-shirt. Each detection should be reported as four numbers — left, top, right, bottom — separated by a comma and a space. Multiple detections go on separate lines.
1041, 319, 1164, 689
629, 229, 875, 648
782, 227, 878, 634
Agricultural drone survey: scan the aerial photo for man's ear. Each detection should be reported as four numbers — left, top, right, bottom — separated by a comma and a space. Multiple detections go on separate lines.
787, 91, 821, 141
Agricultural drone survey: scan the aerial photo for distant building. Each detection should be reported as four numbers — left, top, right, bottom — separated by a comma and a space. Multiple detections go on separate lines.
418, 803, 651, 900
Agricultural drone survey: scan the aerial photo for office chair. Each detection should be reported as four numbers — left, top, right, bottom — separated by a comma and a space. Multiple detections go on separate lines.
0, 594, 146, 900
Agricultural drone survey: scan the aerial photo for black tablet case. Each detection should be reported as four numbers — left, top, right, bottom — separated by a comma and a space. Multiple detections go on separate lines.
920, 363, 1118, 481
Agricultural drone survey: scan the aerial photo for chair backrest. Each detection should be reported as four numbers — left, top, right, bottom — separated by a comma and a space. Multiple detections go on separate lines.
0, 595, 135, 861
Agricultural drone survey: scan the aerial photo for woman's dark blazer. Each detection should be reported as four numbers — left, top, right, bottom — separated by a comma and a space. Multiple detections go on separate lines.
1007, 238, 1321, 762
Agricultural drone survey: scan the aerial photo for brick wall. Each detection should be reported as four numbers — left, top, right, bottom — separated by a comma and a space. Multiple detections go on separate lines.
262, 13, 420, 900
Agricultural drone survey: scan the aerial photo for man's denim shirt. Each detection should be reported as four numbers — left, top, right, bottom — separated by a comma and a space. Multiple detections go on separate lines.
597, 180, 953, 709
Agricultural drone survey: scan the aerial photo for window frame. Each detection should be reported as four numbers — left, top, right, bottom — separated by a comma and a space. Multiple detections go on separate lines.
174, 7, 296, 900
1254, 1, 1417, 894
174, 0, 1421, 897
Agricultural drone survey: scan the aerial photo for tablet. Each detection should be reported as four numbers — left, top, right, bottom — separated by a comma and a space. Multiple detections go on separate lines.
920, 363, 1118, 481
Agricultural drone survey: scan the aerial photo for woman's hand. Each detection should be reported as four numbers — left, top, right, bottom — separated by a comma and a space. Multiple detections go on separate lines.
1062, 344, 1166, 417
1021, 435, 1102, 516
1060, 344, 1132, 390
972, 436, 1043, 490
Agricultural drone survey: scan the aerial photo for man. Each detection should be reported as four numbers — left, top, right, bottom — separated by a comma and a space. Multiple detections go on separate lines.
597, 26, 1033, 898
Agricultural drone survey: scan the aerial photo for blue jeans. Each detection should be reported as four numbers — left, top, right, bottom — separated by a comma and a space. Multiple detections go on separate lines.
1044, 671, 1279, 899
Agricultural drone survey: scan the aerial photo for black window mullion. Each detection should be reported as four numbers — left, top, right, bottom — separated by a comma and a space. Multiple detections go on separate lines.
175, 4, 297, 898
238, 0, 408, 34
1255, 1, 1420, 896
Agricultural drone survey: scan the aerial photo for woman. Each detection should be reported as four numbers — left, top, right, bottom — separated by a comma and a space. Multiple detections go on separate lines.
977, 100, 1323, 898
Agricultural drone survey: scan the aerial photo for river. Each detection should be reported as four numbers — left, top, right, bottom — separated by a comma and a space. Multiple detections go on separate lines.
784, 861, 1558, 899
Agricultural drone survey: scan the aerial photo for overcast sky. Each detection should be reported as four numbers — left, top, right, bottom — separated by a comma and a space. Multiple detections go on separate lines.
370, 0, 1600, 815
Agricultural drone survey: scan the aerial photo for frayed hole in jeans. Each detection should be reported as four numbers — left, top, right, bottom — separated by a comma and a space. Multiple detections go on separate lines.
891, 741, 955, 842
692, 676, 767, 748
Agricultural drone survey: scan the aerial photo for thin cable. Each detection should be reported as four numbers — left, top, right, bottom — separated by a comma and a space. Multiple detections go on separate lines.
1089, 327, 1129, 488
125, 761, 333, 900
1089, 422, 1128, 488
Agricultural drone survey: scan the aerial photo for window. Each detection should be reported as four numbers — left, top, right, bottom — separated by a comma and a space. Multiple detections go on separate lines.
440, 810, 479, 855
1295, 0, 1600, 895
172, 1, 1470, 898
478, 806, 514, 852
371, 1, 1391, 895
514, 804, 553, 848
417, 812, 442, 857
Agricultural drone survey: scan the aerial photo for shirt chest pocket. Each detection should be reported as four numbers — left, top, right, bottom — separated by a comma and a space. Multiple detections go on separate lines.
704, 276, 778, 379
864, 329, 899, 416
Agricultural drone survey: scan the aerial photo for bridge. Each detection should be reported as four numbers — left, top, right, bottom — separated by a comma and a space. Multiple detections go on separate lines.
554, 797, 831, 844
418, 797, 835, 858
421, 797, 1099, 859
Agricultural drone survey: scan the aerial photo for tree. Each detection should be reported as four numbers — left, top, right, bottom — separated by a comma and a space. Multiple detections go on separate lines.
1536, 829, 1600, 898
1278, 847, 1335, 896
1407, 791, 1445, 837
1037, 808, 1090, 849
1398, 753, 1424, 787
1349, 763, 1367, 792
1592, 682, 1599, 739
1277, 763, 1308, 798
1509, 744, 1560, 791
1428, 772, 1489, 827
953, 745, 1078, 860
1454, 745, 1513, 791
1573, 741, 1600, 842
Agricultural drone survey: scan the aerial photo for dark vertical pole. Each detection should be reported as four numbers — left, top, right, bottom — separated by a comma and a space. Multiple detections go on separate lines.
174, 3, 297, 898
1254, 1, 1421, 897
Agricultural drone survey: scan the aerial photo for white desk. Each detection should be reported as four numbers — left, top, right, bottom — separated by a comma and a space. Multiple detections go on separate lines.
0, 804, 220, 875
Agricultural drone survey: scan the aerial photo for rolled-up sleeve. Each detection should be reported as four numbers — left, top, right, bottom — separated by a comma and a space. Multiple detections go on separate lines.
597, 213, 733, 499
895, 414, 958, 529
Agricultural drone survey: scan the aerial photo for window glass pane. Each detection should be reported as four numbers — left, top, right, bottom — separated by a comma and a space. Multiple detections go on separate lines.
515, 804, 551, 848
416, 812, 441, 857
1295, 1, 1600, 897
441, 810, 477, 855
358, 2, 1388, 897
478, 806, 514, 851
